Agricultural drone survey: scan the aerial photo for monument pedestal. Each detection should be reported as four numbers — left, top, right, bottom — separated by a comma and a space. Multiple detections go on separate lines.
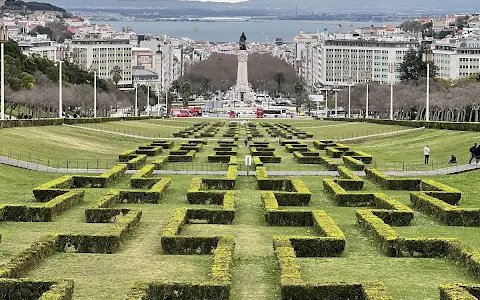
232, 50, 254, 108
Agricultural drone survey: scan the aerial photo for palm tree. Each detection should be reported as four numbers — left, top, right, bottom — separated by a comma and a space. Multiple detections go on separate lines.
294, 79, 306, 113
171, 79, 181, 101
110, 66, 123, 89
180, 81, 191, 108
272, 72, 285, 95
109, 66, 123, 112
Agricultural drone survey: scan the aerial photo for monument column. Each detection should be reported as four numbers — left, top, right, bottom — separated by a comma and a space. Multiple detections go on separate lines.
235, 50, 249, 106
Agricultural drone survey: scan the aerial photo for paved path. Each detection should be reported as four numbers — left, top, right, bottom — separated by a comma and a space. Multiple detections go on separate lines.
2, 155, 480, 176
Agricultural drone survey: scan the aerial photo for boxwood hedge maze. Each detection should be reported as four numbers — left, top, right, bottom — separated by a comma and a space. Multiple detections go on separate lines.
1, 120, 480, 300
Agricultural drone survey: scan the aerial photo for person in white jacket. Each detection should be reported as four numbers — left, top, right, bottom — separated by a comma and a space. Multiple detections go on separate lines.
424, 145, 430, 165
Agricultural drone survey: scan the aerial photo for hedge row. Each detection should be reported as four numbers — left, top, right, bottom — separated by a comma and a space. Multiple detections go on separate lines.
285, 143, 308, 153
125, 236, 233, 300
293, 150, 323, 164
336, 166, 364, 190
410, 192, 480, 226
168, 150, 196, 162
313, 140, 335, 150
318, 156, 338, 171
420, 179, 462, 205
136, 146, 163, 156
125, 154, 147, 170
130, 164, 157, 189
85, 191, 123, 223
2, 190, 84, 222
256, 168, 311, 204
56, 210, 142, 253
72, 163, 127, 188
33, 175, 74, 202
0, 118, 64, 129
330, 117, 480, 132
151, 140, 174, 149
118, 177, 171, 204
273, 238, 390, 299
0, 234, 57, 278
365, 167, 421, 190
187, 167, 238, 202
342, 156, 365, 171
439, 284, 480, 300
179, 143, 203, 152
0, 278, 74, 300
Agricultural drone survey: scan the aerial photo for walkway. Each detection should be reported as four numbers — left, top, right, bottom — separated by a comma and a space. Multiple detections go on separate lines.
2, 155, 479, 176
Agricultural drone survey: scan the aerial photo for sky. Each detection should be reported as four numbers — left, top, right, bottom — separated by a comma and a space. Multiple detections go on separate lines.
30, 0, 480, 10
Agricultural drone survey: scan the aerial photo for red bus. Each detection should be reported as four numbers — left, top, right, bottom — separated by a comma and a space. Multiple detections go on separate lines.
256, 108, 264, 118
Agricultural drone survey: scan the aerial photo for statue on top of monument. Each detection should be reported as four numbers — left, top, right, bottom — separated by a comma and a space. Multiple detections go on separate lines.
239, 32, 247, 50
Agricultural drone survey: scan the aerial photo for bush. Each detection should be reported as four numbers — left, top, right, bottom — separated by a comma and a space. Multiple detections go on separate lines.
126, 155, 147, 170
168, 150, 196, 162
365, 168, 421, 190
33, 176, 74, 202
0, 234, 57, 278
56, 210, 142, 254
151, 140, 174, 149
136, 146, 163, 156
130, 164, 157, 188
410, 192, 480, 226
420, 180, 462, 205
2, 191, 84, 222
0, 278, 74, 300
319, 156, 338, 171
0, 118, 64, 129
343, 156, 365, 171
73, 164, 127, 188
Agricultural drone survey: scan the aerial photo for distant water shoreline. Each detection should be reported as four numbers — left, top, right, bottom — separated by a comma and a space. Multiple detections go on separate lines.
106, 19, 401, 42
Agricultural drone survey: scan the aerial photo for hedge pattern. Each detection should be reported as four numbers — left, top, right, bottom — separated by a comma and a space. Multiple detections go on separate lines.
0, 278, 74, 300
155, 162, 237, 299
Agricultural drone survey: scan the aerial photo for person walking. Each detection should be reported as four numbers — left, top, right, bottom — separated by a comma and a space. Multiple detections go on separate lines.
244, 138, 248, 147
469, 142, 477, 164
424, 145, 430, 165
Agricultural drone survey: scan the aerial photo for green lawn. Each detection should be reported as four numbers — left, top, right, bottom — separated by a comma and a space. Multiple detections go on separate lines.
350, 128, 480, 170
1, 162, 480, 299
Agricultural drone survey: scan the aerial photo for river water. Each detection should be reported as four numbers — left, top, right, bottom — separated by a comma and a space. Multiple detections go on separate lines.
106, 19, 400, 42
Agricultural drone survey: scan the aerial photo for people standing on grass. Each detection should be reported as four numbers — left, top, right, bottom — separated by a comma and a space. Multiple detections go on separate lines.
424, 145, 430, 165
475, 145, 480, 165
469, 142, 477, 164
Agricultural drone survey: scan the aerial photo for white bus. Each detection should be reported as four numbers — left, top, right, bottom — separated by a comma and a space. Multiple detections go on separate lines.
263, 109, 287, 118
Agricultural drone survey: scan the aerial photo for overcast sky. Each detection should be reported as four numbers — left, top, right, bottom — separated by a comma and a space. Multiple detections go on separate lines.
33, 0, 480, 11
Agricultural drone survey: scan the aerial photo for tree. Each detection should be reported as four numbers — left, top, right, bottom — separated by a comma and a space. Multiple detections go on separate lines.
171, 79, 180, 100
293, 79, 306, 113
180, 81, 191, 108
272, 72, 285, 95
398, 46, 437, 82
109, 66, 123, 89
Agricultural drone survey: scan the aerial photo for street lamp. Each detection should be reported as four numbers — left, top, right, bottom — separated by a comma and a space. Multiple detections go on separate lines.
134, 82, 138, 117
58, 60, 63, 118
333, 82, 339, 118
422, 51, 433, 121
389, 61, 395, 120
90, 65, 98, 118
347, 77, 353, 118
0, 26, 9, 121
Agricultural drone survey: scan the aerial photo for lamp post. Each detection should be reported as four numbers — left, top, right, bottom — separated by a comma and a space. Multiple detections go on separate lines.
333, 82, 339, 118
0, 26, 8, 121
422, 52, 433, 121
347, 78, 353, 118
156, 87, 160, 116
93, 70, 97, 118
147, 81, 150, 116
134, 82, 138, 117
59, 60, 63, 118
389, 61, 395, 120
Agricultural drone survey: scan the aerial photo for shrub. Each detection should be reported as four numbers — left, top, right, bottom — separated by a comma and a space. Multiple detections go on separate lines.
2, 191, 84, 222
0, 278, 74, 300
420, 180, 462, 205
151, 140, 174, 149
410, 192, 480, 226
343, 156, 365, 171
365, 168, 421, 190
33, 176, 74, 202
130, 164, 157, 188
126, 155, 147, 170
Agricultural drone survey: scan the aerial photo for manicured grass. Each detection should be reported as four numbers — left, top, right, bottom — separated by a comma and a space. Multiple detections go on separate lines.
351, 128, 480, 170
2, 163, 480, 299
0, 126, 148, 168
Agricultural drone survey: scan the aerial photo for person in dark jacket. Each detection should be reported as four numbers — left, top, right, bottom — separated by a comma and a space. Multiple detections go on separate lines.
448, 155, 457, 164
469, 143, 477, 164
475, 145, 480, 165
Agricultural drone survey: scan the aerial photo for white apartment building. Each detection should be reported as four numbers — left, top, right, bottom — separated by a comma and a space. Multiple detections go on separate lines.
69, 39, 133, 86
295, 32, 419, 90
433, 39, 480, 79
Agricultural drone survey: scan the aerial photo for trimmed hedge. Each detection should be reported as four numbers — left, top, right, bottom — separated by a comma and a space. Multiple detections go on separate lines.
118, 178, 172, 204
439, 284, 480, 300
56, 210, 142, 254
126, 154, 147, 170
151, 140, 174, 149
0, 234, 57, 278
337, 166, 364, 190
343, 156, 365, 171
2, 190, 84, 222
293, 151, 322, 164
313, 140, 335, 150
420, 180, 462, 205
319, 156, 338, 171
33, 176, 73, 202
136, 146, 163, 156
0, 118, 64, 129
0, 278, 74, 300
73, 164, 127, 188
410, 192, 480, 226
365, 168, 421, 190
130, 164, 157, 188
168, 150, 196, 162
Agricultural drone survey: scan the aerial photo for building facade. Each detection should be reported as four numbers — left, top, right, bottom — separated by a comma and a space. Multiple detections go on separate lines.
433, 39, 480, 79
68, 39, 133, 86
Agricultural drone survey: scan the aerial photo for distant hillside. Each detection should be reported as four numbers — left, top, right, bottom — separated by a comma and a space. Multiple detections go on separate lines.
4, 0, 66, 12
